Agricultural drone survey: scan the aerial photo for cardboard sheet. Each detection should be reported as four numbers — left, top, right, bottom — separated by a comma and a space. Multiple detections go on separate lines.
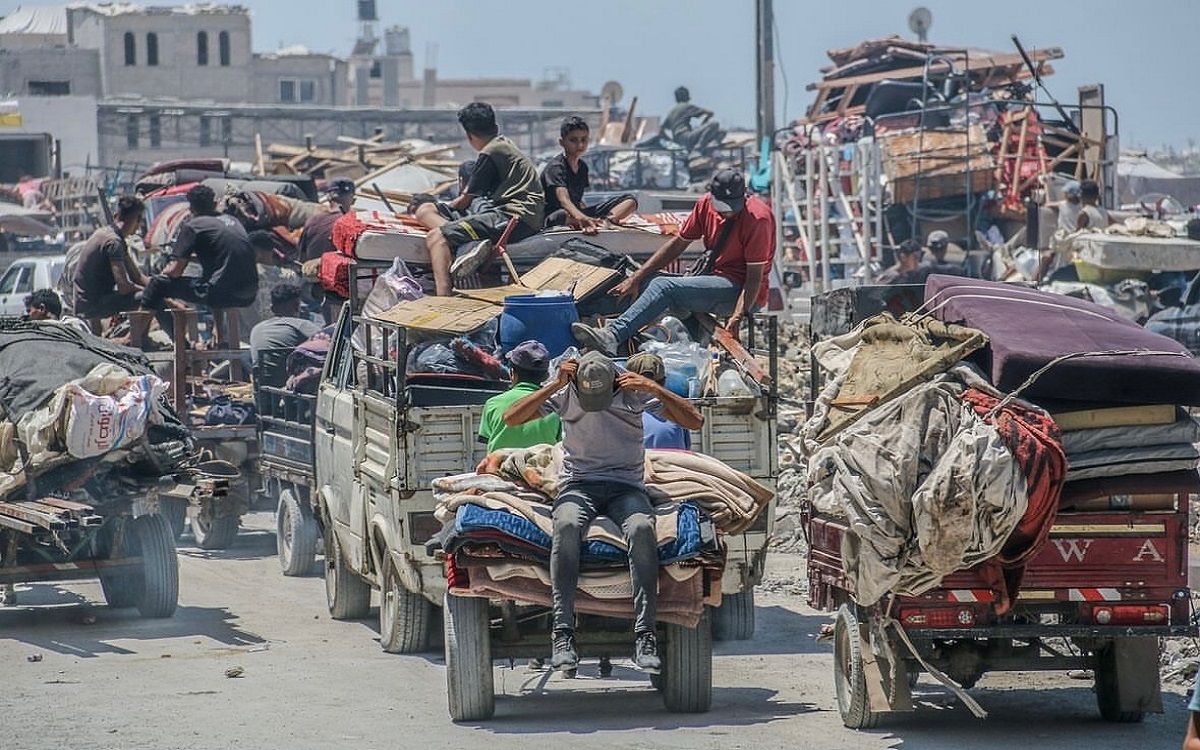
455, 257, 618, 304
372, 295, 501, 333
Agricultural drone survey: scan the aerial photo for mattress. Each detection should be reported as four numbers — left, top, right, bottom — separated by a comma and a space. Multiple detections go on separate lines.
923, 274, 1200, 405
1066, 231, 1200, 272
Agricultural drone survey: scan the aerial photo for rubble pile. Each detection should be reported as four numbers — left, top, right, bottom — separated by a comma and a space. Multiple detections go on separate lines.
770, 318, 811, 553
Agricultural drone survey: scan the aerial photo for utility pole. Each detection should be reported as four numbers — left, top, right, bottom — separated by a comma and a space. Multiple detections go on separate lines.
755, 0, 776, 147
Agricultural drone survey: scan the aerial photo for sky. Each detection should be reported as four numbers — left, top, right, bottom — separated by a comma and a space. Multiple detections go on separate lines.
3, 0, 1197, 150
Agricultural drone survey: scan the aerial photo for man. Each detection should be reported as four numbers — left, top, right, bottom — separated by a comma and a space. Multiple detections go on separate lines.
1184, 669, 1200, 750
625, 351, 691, 450
876, 240, 927, 285
661, 86, 724, 154
24, 288, 91, 335
922, 230, 966, 277
72, 194, 147, 320
141, 184, 259, 324
1056, 180, 1083, 232
298, 178, 355, 263
478, 340, 561, 452
412, 102, 544, 295
249, 284, 320, 388
1076, 179, 1110, 231
571, 169, 774, 356
541, 116, 637, 232
503, 350, 703, 673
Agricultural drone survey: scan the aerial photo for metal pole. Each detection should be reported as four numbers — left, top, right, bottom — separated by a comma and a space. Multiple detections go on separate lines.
755, 0, 776, 147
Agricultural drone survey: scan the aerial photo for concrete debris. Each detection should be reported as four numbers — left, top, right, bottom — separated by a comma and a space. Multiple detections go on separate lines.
224, 666, 245, 679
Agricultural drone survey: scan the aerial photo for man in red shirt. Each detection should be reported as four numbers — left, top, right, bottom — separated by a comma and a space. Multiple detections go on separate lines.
572, 169, 774, 355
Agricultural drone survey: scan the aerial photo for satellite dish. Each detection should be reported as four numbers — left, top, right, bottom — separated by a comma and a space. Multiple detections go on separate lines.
600, 80, 624, 106
908, 6, 933, 43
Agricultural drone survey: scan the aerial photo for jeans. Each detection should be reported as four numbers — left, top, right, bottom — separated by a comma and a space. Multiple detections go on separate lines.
551, 480, 658, 635
608, 274, 742, 346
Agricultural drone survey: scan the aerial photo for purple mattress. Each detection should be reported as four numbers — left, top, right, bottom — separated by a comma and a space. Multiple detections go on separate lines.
923, 275, 1200, 405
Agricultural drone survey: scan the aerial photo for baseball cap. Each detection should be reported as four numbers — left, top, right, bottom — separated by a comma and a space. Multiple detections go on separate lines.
708, 169, 746, 213
926, 230, 949, 249
625, 351, 665, 384
576, 350, 615, 412
1063, 180, 1082, 197
505, 340, 549, 373
323, 177, 356, 196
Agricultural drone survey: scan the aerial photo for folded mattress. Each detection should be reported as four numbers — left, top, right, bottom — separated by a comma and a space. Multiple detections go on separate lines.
1066, 231, 1200, 272
923, 274, 1200, 405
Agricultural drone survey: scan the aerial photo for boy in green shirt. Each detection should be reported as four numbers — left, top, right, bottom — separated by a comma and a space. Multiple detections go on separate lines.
478, 340, 561, 451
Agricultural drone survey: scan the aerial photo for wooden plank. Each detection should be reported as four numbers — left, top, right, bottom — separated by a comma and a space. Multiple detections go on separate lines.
694, 314, 770, 385
0, 502, 64, 530
806, 48, 1062, 91
17, 500, 77, 522
0, 514, 36, 534
36, 497, 95, 513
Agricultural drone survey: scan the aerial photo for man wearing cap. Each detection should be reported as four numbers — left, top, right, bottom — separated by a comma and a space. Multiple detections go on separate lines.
876, 239, 927, 285
922, 230, 966, 277
571, 169, 775, 356
625, 351, 691, 450
249, 282, 321, 388
502, 350, 703, 674
478, 340, 561, 452
1056, 180, 1083, 233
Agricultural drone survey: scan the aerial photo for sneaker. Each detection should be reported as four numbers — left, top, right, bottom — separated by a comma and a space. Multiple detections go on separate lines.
450, 239, 495, 281
633, 631, 661, 674
550, 629, 578, 672
570, 322, 618, 357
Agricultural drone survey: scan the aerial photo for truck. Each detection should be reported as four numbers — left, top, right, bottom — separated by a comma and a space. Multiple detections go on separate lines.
310, 298, 778, 665
803, 285, 1196, 727
255, 380, 319, 576
0, 133, 55, 183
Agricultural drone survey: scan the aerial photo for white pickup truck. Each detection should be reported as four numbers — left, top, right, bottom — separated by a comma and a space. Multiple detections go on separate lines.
312, 304, 778, 662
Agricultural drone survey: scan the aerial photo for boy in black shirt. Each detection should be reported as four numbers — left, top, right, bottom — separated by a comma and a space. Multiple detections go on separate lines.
542, 116, 637, 233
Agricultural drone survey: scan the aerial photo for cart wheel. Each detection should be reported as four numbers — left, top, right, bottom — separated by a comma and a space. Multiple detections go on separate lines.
662, 609, 713, 713
159, 498, 187, 542
712, 589, 755, 641
132, 514, 179, 619
379, 557, 431, 653
444, 591, 494, 721
190, 511, 239, 550
323, 524, 370, 620
1095, 640, 1147, 723
834, 604, 881, 729
276, 487, 318, 577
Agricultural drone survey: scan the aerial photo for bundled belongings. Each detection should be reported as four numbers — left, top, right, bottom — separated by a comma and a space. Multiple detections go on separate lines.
429, 443, 772, 627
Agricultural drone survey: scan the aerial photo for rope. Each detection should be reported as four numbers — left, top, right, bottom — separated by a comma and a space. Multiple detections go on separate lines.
886, 617, 989, 719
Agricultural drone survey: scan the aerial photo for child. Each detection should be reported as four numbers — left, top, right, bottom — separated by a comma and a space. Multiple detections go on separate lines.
415, 102, 545, 295
478, 340, 561, 452
541, 116, 637, 234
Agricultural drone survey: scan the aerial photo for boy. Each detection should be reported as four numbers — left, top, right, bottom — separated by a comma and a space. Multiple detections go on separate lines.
542, 116, 637, 233
625, 351, 691, 450
415, 102, 545, 296
478, 340, 561, 452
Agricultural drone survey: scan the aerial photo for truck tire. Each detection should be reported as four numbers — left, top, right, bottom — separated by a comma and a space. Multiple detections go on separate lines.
443, 591, 494, 721
99, 518, 138, 609
834, 604, 881, 729
712, 589, 755, 641
190, 512, 239, 550
276, 487, 318, 577
380, 558, 431, 653
1095, 641, 1147, 723
662, 609, 713, 713
160, 497, 187, 542
323, 524, 370, 619
132, 514, 179, 619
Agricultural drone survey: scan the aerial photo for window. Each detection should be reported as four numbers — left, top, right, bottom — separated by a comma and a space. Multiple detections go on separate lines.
218, 31, 230, 66
13, 266, 33, 295
0, 265, 28, 295
279, 79, 317, 103
149, 114, 161, 148
123, 32, 136, 66
126, 115, 139, 148
221, 117, 232, 144
199, 116, 211, 146
147, 33, 159, 66
369, 61, 381, 79
197, 31, 208, 66
27, 81, 70, 96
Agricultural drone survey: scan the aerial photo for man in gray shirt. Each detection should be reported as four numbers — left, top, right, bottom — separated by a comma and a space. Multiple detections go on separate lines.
503, 350, 703, 674
249, 283, 320, 388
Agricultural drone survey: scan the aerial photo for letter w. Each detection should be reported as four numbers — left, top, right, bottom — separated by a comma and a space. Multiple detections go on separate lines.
1052, 539, 1093, 562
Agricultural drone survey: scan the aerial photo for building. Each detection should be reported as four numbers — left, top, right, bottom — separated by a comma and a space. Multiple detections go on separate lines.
0, 2, 602, 172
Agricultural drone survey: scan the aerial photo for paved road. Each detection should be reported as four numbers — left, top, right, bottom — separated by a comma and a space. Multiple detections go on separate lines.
0, 510, 1189, 750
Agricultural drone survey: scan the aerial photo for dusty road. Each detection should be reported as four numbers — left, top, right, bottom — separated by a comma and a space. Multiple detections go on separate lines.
0, 510, 1190, 750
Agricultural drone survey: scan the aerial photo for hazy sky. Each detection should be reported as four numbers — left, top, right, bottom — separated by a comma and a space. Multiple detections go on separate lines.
5, 0, 1197, 149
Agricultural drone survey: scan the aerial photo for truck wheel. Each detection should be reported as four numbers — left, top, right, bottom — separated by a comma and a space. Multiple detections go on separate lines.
443, 591, 494, 721
132, 514, 179, 619
99, 518, 138, 609
834, 604, 881, 729
379, 558, 431, 653
1095, 641, 1147, 723
276, 487, 318, 577
662, 609, 713, 713
712, 589, 755, 641
323, 524, 370, 619
190, 512, 239, 550
159, 498, 187, 542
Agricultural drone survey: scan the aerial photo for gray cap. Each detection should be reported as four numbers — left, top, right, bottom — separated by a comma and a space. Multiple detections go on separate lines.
576, 350, 615, 412
926, 230, 949, 248
505, 340, 549, 373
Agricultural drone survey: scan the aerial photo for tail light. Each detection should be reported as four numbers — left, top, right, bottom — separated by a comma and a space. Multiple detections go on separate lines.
1090, 605, 1169, 626
899, 607, 976, 628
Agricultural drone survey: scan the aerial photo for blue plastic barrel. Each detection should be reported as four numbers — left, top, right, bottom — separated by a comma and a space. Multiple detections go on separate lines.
500, 294, 579, 358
